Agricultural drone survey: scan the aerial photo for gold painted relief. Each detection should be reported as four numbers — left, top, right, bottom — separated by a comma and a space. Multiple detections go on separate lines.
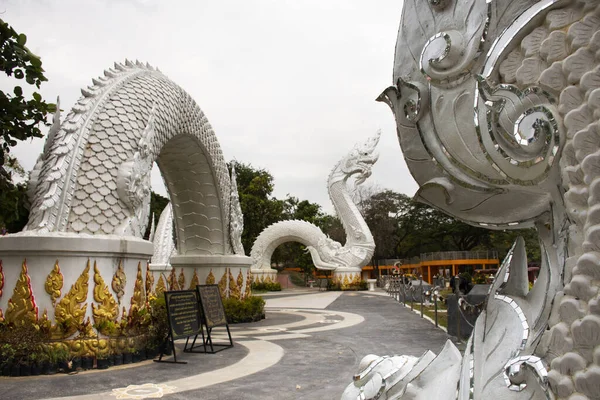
6, 260, 38, 326
229, 268, 240, 300
189, 268, 199, 289
145, 263, 154, 299
0, 308, 4, 323
178, 268, 186, 290
245, 270, 253, 298
236, 270, 244, 299
0, 260, 4, 297
206, 269, 215, 285
167, 268, 179, 291
92, 261, 118, 336
218, 268, 228, 298
264, 275, 272, 284
111, 260, 126, 303
155, 274, 166, 296
45, 260, 64, 305
52, 261, 90, 338
38, 309, 52, 336
129, 262, 146, 317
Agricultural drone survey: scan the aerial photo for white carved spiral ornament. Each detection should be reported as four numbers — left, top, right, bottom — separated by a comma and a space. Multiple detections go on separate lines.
475, 79, 564, 185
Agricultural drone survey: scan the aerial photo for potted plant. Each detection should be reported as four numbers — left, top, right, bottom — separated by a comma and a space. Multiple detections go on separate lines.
0, 343, 16, 376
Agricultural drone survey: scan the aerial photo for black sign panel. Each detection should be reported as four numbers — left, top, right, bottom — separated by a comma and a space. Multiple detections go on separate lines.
164, 290, 201, 340
196, 285, 228, 328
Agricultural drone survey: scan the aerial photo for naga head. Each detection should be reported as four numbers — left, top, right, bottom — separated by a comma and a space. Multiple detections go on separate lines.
377, 0, 566, 230
338, 130, 381, 185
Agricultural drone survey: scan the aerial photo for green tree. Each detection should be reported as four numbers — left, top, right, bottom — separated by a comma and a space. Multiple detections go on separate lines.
230, 161, 285, 255
0, 18, 56, 167
0, 19, 56, 233
144, 191, 170, 240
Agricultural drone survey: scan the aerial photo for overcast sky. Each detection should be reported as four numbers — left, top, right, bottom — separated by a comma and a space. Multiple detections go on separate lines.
3, 0, 416, 214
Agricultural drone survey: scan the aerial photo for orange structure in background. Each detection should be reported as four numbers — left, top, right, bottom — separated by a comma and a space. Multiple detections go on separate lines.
363, 251, 500, 284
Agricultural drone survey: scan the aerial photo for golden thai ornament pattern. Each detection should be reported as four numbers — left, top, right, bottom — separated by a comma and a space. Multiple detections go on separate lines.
168, 268, 179, 290
129, 262, 146, 317
0, 308, 4, 323
245, 269, 253, 298
206, 269, 215, 285
38, 309, 52, 336
229, 268, 240, 300
53, 261, 90, 338
44, 260, 64, 305
189, 268, 200, 289
218, 268, 228, 298
145, 263, 154, 299
6, 260, 38, 326
236, 270, 244, 300
92, 261, 118, 335
178, 268, 186, 290
0, 260, 4, 297
111, 260, 126, 303
155, 274, 166, 295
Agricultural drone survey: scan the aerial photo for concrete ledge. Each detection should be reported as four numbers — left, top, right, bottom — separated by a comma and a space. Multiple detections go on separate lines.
0, 233, 153, 258
170, 254, 253, 268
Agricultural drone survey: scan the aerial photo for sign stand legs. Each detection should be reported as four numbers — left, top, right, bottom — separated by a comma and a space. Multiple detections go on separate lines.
154, 333, 187, 364
184, 324, 234, 354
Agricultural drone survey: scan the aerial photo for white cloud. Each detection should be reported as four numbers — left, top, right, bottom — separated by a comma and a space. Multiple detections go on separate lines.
4, 0, 417, 215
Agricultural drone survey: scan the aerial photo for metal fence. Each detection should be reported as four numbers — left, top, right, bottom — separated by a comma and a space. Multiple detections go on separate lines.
376, 251, 498, 267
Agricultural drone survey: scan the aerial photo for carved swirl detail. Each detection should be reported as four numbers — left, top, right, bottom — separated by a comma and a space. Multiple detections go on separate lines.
92, 261, 118, 335
145, 263, 154, 299
218, 268, 228, 298
229, 269, 240, 300
206, 269, 215, 285
155, 274, 166, 296
53, 261, 90, 338
45, 260, 64, 305
177, 268, 186, 291
245, 270, 253, 299
111, 261, 126, 303
189, 268, 200, 290
6, 260, 38, 326
129, 262, 145, 318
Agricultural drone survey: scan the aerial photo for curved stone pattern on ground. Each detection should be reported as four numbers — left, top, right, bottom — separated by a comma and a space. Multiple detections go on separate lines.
25, 61, 232, 255
347, 1, 600, 399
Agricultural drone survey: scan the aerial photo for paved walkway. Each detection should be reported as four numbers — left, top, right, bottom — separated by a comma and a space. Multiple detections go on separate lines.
1, 289, 451, 400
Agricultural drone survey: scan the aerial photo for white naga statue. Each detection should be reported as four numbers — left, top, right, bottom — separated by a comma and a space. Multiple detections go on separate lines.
250, 132, 380, 279
343, 1, 600, 399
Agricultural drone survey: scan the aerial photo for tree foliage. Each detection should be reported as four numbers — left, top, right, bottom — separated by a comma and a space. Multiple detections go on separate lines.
358, 189, 541, 264
0, 19, 55, 233
0, 18, 55, 167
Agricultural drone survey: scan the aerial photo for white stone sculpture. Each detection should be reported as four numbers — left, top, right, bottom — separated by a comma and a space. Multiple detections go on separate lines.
250, 132, 380, 282
0, 61, 252, 349
343, 1, 600, 399
150, 202, 176, 269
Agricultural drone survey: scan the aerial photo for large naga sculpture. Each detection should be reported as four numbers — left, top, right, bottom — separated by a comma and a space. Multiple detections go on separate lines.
343, 1, 600, 399
250, 132, 379, 279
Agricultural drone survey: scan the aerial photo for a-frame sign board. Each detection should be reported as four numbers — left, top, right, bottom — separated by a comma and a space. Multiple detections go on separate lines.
185, 284, 233, 354
155, 290, 202, 364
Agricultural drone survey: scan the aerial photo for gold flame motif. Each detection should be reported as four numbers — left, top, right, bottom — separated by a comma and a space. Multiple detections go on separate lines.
129, 262, 145, 317
155, 274, 166, 295
229, 269, 240, 299
145, 263, 154, 299
236, 270, 244, 300
38, 309, 52, 336
0, 260, 4, 297
168, 268, 179, 290
218, 268, 228, 298
189, 268, 200, 289
111, 260, 126, 303
6, 260, 38, 326
206, 269, 215, 285
92, 261, 118, 335
178, 268, 186, 290
53, 260, 90, 338
44, 260, 63, 305
245, 270, 253, 298
0, 308, 4, 323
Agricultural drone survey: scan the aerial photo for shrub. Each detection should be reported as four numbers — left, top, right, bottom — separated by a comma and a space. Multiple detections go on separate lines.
223, 296, 266, 323
251, 281, 282, 291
